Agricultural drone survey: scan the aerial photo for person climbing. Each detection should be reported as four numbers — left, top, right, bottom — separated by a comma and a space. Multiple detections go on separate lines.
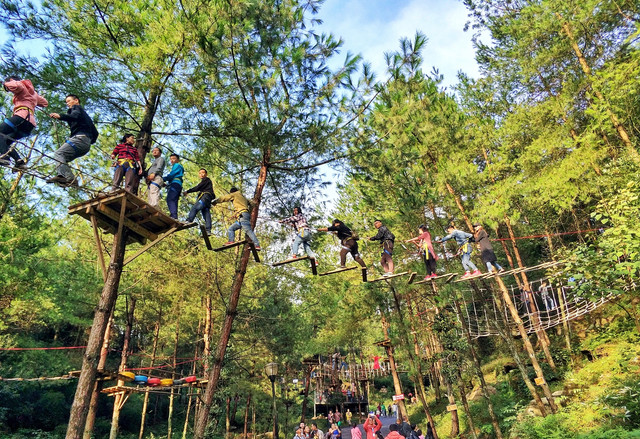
369, 219, 395, 275
212, 187, 261, 250
280, 206, 316, 260
183, 168, 215, 235
437, 224, 481, 279
406, 224, 438, 280
47, 94, 99, 186
473, 223, 504, 273
163, 153, 184, 219
317, 219, 366, 269
145, 146, 165, 207
110, 133, 142, 192
1, 76, 48, 169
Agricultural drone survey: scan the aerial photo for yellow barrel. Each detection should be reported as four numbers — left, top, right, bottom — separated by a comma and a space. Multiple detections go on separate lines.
119, 371, 136, 382
160, 378, 174, 387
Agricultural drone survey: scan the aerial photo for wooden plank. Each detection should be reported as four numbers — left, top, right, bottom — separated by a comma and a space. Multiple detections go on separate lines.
318, 266, 358, 276
414, 273, 458, 285
200, 225, 212, 251
368, 272, 409, 283
96, 203, 157, 242
407, 272, 417, 284
248, 243, 260, 263
452, 272, 485, 283
212, 240, 247, 252
361, 267, 368, 282
272, 255, 309, 267
309, 257, 318, 276
68, 190, 127, 214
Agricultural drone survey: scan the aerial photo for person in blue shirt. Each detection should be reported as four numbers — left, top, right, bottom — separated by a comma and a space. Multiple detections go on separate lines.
437, 224, 481, 278
163, 153, 184, 219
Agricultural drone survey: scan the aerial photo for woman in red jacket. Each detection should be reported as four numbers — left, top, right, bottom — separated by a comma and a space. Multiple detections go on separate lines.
363, 413, 382, 439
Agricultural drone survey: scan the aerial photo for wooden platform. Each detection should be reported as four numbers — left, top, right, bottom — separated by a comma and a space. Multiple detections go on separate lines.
273, 255, 309, 266
212, 239, 260, 262
414, 273, 457, 285
68, 189, 194, 246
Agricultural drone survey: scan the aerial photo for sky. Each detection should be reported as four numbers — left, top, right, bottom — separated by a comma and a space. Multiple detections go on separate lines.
315, 0, 481, 89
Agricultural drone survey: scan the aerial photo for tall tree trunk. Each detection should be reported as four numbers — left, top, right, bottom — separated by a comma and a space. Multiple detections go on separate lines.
243, 393, 252, 439
556, 13, 640, 164
110, 297, 136, 439
140, 316, 162, 439
503, 215, 556, 371
494, 276, 558, 413
168, 314, 181, 439
300, 365, 312, 423
444, 377, 459, 438
379, 314, 407, 420
194, 155, 271, 439
451, 297, 503, 439
456, 370, 477, 439
393, 290, 439, 439
84, 309, 114, 438
66, 228, 129, 439
226, 396, 231, 439
203, 294, 212, 370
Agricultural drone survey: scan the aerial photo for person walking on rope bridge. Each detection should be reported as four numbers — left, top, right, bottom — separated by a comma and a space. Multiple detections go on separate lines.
406, 224, 438, 280
437, 224, 481, 279
538, 280, 556, 310
184, 168, 215, 235
369, 219, 395, 276
317, 219, 366, 269
47, 94, 99, 186
110, 133, 142, 192
212, 187, 261, 250
473, 223, 504, 273
280, 206, 317, 260
1, 76, 48, 169
163, 153, 184, 219
145, 146, 165, 207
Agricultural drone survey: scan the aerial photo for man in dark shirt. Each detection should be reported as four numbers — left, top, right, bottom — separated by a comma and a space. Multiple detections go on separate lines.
318, 219, 366, 268
369, 219, 395, 276
184, 168, 215, 234
47, 94, 98, 186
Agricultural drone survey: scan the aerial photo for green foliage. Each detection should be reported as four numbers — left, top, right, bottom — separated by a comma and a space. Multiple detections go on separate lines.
601, 377, 640, 428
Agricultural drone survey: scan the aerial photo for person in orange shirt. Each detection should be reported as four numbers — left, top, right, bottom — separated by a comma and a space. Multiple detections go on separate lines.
385, 424, 404, 439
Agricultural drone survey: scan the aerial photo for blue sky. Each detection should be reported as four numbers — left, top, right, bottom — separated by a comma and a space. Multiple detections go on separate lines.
316, 0, 480, 88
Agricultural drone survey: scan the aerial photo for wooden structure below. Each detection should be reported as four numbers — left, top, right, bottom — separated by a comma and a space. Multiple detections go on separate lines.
413, 273, 457, 285
68, 189, 195, 278
200, 225, 212, 250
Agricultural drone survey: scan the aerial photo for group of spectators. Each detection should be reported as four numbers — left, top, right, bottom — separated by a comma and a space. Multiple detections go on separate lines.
292, 413, 434, 439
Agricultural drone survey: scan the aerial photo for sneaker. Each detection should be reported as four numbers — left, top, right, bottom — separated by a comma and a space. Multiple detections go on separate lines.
339, 265, 347, 269
471, 269, 482, 277
253, 246, 261, 251
291, 255, 298, 259
14, 159, 27, 169
224, 241, 235, 246
430, 273, 438, 279
424, 275, 431, 281
461, 271, 471, 279
498, 267, 505, 273
46, 175, 68, 184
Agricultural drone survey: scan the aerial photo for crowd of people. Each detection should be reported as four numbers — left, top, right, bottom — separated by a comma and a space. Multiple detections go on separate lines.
2, 76, 512, 276
291, 414, 434, 439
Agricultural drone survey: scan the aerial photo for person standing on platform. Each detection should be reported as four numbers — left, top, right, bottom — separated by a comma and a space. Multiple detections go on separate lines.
1, 76, 48, 169
212, 187, 261, 250
280, 206, 316, 260
369, 219, 395, 276
437, 224, 481, 279
473, 223, 504, 273
163, 153, 184, 219
317, 219, 366, 269
406, 224, 438, 280
48, 94, 99, 186
110, 133, 142, 192
145, 146, 165, 207
184, 168, 215, 234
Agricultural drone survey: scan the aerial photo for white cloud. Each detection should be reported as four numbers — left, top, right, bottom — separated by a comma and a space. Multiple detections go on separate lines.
316, 0, 480, 88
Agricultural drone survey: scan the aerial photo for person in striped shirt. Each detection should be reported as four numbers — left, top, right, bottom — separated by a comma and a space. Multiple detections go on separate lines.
280, 206, 316, 260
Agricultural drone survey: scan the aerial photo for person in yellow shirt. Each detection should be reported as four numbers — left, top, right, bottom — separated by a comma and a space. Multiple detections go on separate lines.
213, 187, 261, 250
